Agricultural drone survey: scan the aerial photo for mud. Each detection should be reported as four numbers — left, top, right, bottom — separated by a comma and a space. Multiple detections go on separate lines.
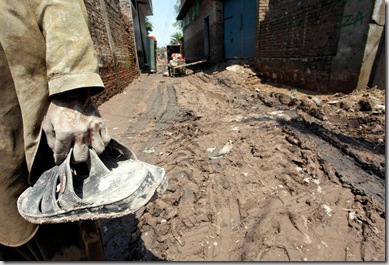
97, 60, 385, 261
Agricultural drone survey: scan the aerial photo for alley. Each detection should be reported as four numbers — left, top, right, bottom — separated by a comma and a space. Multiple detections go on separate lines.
97, 62, 385, 261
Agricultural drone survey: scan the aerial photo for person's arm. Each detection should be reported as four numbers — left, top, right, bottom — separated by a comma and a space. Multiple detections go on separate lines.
34, 0, 111, 164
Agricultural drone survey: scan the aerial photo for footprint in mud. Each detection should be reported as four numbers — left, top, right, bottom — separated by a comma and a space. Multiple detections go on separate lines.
242, 197, 303, 261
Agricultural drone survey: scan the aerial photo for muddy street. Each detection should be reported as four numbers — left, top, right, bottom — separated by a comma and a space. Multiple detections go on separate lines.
97, 62, 385, 261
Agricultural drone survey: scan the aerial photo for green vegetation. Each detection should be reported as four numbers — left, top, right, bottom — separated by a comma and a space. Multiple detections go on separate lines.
145, 16, 153, 35
170, 0, 183, 45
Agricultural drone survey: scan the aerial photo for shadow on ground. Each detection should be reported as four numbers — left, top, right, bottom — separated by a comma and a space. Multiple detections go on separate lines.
100, 214, 164, 261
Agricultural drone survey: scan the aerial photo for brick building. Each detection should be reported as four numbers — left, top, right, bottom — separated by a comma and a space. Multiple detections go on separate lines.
84, 0, 152, 105
131, 0, 154, 72
255, 0, 385, 93
177, 0, 385, 93
177, 0, 224, 64
177, 0, 257, 64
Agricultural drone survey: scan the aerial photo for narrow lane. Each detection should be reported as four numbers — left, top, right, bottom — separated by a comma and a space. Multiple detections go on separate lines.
97, 67, 385, 261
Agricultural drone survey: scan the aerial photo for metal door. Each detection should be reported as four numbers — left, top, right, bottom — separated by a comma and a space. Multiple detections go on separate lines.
224, 0, 256, 59
146, 37, 156, 72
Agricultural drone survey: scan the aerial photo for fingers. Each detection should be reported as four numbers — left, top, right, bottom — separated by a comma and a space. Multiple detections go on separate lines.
51, 123, 109, 164
43, 100, 111, 164
42, 116, 56, 151
53, 137, 72, 164
91, 129, 105, 155
100, 125, 111, 146
91, 122, 111, 155
42, 115, 72, 165
73, 120, 110, 162
73, 137, 89, 163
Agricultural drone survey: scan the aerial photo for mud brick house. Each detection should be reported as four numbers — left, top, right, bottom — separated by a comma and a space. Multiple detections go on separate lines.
84, 0, 153, 105
177, 0, 385, 93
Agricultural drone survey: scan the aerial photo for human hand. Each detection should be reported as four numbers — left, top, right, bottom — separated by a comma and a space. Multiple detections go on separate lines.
42, 89, 111, 164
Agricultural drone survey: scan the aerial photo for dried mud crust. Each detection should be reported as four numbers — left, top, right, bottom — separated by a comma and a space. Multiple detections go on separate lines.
98, 61, 385, 261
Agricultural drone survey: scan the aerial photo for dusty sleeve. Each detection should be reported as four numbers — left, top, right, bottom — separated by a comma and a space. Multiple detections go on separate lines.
33, 0, 104, 96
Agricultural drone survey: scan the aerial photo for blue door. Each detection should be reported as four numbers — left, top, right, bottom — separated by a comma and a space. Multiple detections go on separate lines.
224, 0, 256, 59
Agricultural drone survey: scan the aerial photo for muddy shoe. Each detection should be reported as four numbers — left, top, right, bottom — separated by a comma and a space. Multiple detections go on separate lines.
17, 138, 167, 224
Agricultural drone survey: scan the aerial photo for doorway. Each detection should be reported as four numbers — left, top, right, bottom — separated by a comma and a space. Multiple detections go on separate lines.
224, 0, 257, 59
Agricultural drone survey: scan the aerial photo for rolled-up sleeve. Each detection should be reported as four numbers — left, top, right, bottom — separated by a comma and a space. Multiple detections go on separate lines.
33, 0, 104, 96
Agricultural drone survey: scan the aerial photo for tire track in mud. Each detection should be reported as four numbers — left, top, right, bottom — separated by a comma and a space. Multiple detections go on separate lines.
282, 119, 385, 205
124, 81, 179, 165
240, 91, 385, 261
137, 76, 246, 260
126, 82, 178, 137
100, 72, 385, 261
143, 77, 311, 260
237, 122, 384, 261
146, 73, 384, 261
98, 77, 181, 261
252, 91, 385, 198
159, 120, 330, 261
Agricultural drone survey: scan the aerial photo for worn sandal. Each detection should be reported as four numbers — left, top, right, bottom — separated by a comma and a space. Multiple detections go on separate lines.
17, 138, 167, 224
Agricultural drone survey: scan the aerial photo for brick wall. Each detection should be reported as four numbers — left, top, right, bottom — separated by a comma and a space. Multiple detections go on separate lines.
182, 0, 224, 64
118, 0, 139, 89
254, 0, 383, 93
209, 0, 224, 63
85, 0, 139, 105
255, 0, 345, 92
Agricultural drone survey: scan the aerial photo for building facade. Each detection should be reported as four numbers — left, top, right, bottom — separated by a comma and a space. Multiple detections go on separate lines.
177, 0, 225, 64
255, 0, 385, 93
177, 0, 257, 64
131, 0, 154, 72
178, 0, 385, 93
84, 0, 153, 105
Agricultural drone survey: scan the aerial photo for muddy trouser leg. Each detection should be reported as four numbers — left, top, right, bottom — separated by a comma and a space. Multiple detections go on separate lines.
0, 44, 36, 260
0, 220, 104, 261
34, 220, 105, 261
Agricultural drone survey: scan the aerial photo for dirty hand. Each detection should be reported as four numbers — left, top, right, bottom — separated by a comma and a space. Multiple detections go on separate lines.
42, 89, 111, 164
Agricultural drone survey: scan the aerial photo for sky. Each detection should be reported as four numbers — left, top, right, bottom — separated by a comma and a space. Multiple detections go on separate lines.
148, 0, 179, 47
